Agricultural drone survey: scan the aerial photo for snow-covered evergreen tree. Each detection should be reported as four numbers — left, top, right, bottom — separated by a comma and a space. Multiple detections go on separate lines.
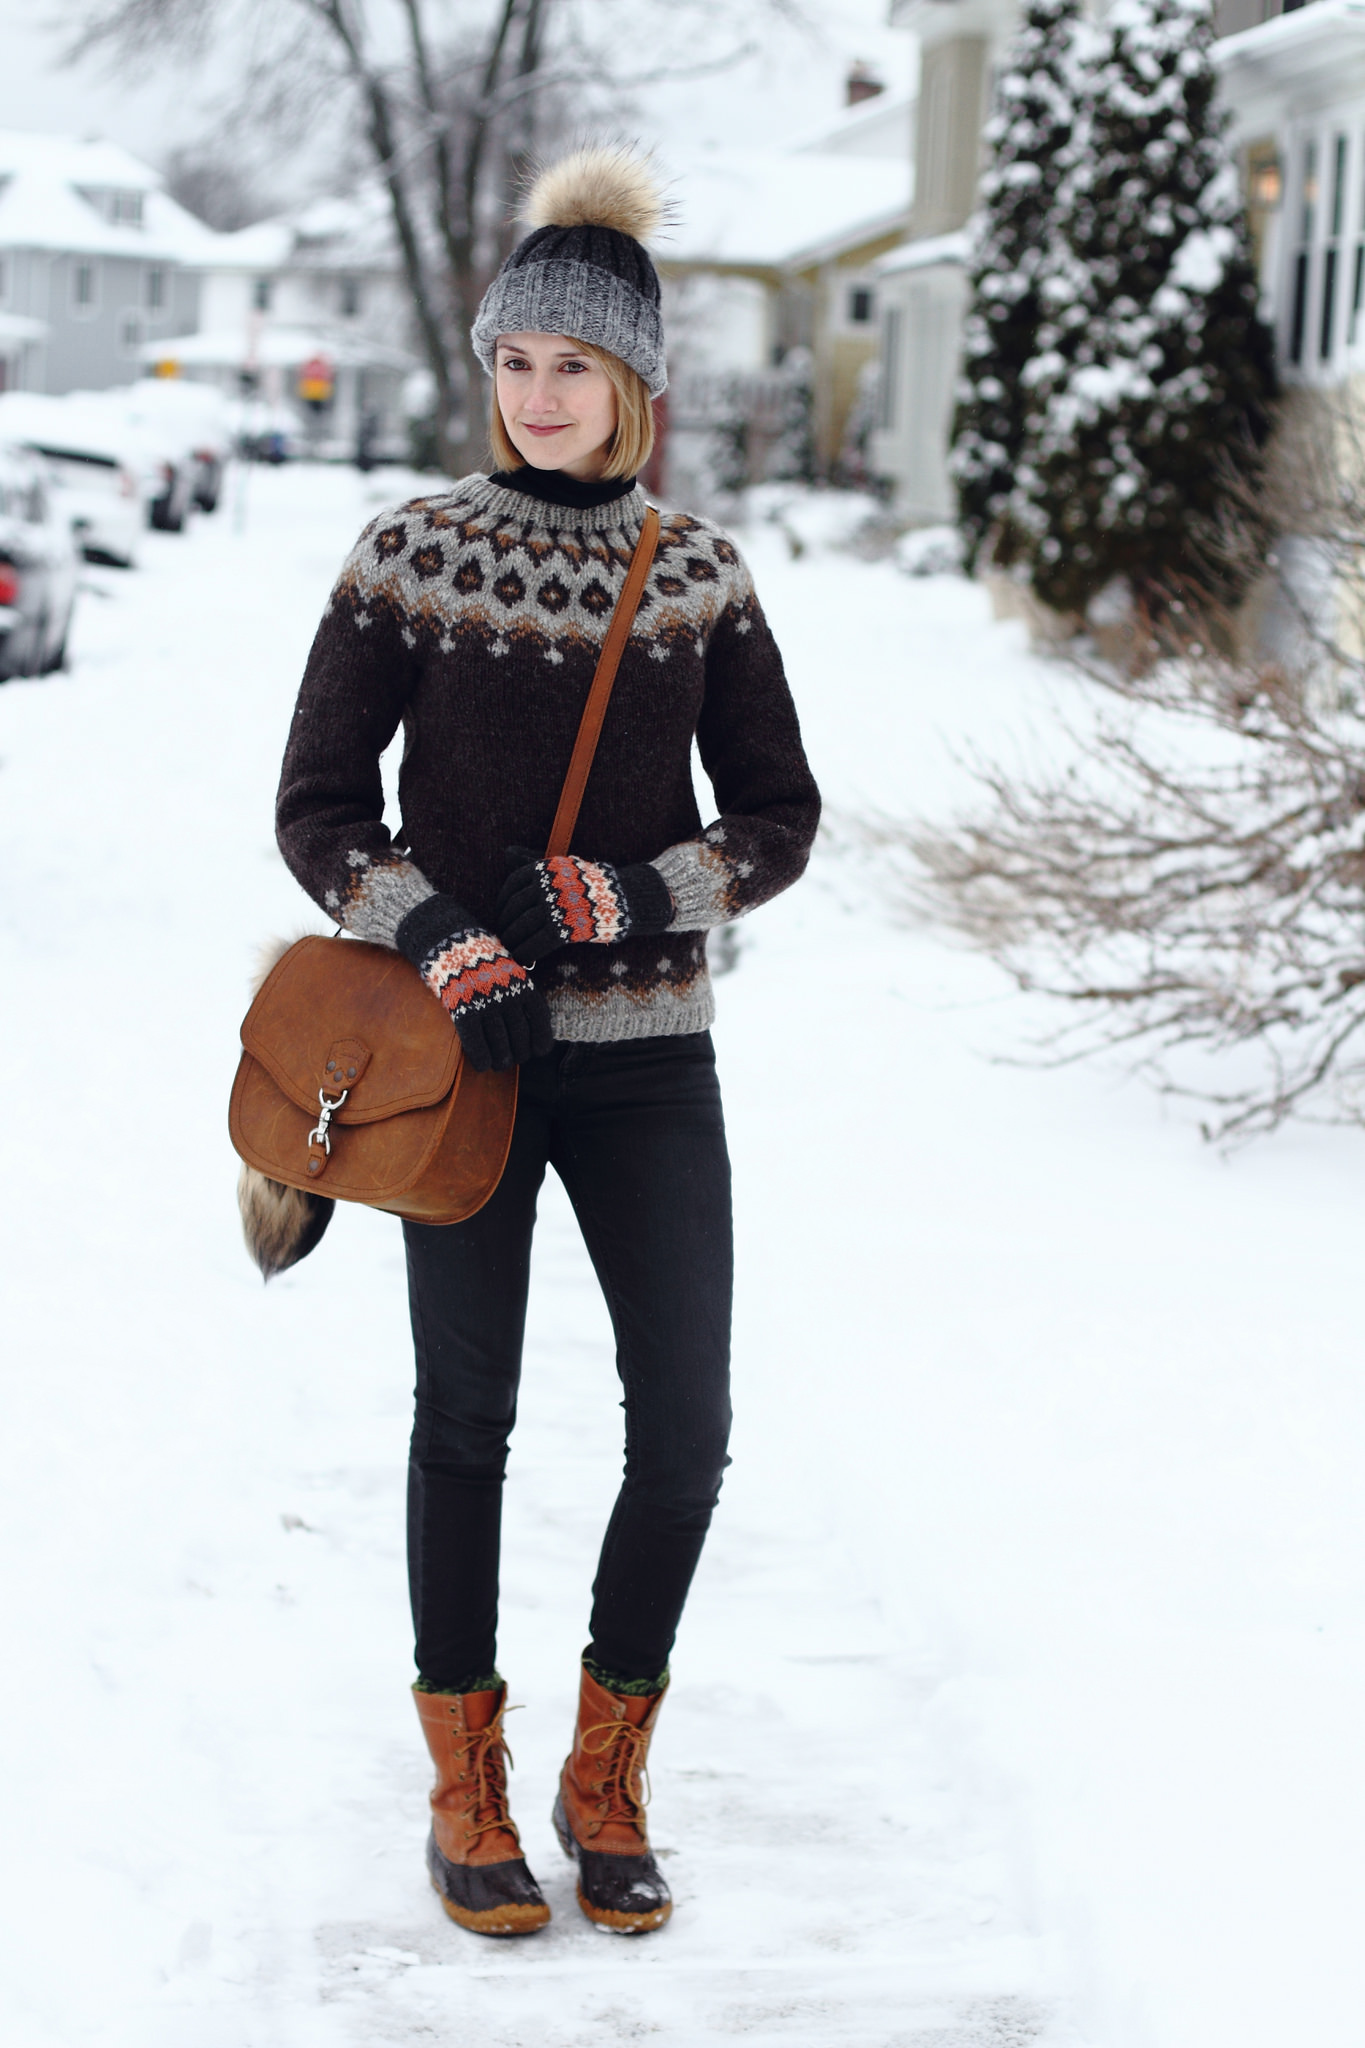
1015, 0, 1276, 618
950, 0, 1082, 571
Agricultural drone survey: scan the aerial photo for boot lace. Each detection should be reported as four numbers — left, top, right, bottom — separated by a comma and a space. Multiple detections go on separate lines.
452, 1701, 523, 1847
580, 1717, 652, 1833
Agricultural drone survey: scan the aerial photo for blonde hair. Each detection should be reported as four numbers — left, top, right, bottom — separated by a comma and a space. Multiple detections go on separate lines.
490, 338, 656, 481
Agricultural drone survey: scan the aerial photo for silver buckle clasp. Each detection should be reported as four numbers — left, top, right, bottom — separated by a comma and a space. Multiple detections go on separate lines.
307, 1086, 349, 1156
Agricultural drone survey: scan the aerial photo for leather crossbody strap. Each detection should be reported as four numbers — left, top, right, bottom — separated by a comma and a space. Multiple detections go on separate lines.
545, 503, 661, 859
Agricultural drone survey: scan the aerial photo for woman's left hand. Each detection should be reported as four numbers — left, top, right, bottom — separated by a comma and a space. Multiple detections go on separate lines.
496, 848, 674, 964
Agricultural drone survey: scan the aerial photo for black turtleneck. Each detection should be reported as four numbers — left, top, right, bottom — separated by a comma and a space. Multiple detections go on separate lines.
488, 466, 637, 509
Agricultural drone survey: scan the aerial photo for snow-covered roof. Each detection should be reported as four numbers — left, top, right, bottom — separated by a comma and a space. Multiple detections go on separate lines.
1213, 0, 1365, 91
194, 185, 398, 277
199, 219, 296, 272
788, 90, 915, 163
290, 186, 397, 269
0, 130, 160, 191
875, 230, 969, 276
664, 150, 911, 272
139, 323, 416, 373
0, 127, 223, 262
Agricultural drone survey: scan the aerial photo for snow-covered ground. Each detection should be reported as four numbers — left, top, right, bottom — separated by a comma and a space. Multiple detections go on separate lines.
2, 464, 1363, 2048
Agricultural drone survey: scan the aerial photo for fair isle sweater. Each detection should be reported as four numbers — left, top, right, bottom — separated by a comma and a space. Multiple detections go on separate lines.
275, 471, 820, 1042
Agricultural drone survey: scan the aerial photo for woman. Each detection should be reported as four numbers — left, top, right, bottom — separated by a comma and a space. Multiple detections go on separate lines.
274, 148, 820, 1938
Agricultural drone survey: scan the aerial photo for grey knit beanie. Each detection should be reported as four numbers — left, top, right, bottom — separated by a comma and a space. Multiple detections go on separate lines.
472, 148, 667, 398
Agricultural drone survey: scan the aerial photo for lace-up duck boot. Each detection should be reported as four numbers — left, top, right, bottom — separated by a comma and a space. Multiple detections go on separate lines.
413, 1683, 550, 1935
551, 1662, 672, 1933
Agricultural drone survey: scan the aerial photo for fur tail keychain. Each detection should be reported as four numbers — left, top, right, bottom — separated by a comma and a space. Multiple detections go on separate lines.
236, 937, 335, 1280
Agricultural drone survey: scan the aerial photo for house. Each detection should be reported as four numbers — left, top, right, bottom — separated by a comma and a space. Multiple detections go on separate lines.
0, 131, 210, 394
148, 186, 417, 457
1213, 0, 1365, 386
869, 0, 1017, 519
658, 70, 913, 492
0, 131, 417, 456
869, 0, 1328, 522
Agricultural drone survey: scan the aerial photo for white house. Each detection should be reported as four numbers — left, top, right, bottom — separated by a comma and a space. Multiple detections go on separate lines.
869, 0, 1344, 522
154, 185, 417, 455
660, 72, 914, 489
0, 131, 417, 457
869, 0, 1020, 519
0, 131, 211, 394
1214, 0, 1365, 384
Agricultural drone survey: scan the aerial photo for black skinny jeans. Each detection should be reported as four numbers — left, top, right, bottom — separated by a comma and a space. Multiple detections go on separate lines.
403, 1031, 733, 1688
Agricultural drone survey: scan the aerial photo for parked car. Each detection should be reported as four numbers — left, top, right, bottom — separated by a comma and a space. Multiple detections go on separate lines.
0, 393, 145, 567
119, 379, 233, 512
0, 441, 79, 680
69, 389, 197, 533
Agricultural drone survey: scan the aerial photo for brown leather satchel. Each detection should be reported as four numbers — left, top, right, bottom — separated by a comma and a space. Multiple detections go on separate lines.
229, 503, 661, 1274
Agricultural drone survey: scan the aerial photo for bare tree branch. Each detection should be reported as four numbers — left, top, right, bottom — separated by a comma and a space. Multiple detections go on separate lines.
886, 392, 1365, 1144
60, 0, 813, 472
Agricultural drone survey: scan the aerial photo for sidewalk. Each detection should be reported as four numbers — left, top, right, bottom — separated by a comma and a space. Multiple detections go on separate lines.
0, 466, 1081, 2047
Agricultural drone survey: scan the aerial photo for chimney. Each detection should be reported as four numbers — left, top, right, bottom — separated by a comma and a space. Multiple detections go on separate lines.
846, 60, 885, 107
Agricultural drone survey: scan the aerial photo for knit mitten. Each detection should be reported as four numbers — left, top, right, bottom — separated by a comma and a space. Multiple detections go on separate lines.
396, 894, 554, 1072
495, 849, 674, 966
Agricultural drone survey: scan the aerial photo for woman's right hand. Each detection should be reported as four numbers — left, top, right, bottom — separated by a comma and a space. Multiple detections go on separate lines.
395, 896, 555, 1071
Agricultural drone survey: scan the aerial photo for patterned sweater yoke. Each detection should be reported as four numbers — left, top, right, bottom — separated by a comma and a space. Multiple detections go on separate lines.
275, 473, 821, 1043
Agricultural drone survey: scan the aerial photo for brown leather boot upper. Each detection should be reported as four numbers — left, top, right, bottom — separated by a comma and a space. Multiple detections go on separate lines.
414, 1684, 525, 1867
557, 1664, 668, 1857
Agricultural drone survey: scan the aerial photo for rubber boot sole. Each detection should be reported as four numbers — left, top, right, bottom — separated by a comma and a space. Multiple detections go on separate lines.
429, 1880, 551, 1936
425, 1828, 550, 1936
552, 1794, 672, 1935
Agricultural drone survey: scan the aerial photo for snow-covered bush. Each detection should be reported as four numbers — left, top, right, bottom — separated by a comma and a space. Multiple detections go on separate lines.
896, 526, 964, 578
1014, 0, 1276, 618
707, 381, 753, 498
743, 482, 885, 557
767, 347, 817, 486
951, 0, 1083, 573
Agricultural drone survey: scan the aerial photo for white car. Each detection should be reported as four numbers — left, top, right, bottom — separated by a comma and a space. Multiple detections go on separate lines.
67, 387, 198, 534
0, 392, 145, 567
118, 378, 233, 512
0, 441, 79, 679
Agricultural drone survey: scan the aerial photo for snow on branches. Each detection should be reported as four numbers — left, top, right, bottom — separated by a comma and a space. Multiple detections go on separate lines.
951, 0, 1083, 573
916, 400, 1365, 1145
957, 0, 1277, 618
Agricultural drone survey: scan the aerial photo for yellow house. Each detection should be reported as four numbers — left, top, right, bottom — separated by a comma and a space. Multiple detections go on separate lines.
659, 81, 913, 479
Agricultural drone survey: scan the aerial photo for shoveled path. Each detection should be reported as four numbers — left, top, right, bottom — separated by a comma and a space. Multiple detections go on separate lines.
0, 464, 1082, 2047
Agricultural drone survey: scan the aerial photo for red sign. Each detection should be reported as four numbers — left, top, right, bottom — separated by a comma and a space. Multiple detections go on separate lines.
298, 354, 335, 405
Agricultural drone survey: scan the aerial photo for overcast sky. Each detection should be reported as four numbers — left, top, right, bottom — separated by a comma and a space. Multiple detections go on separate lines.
0, 0, 915, 202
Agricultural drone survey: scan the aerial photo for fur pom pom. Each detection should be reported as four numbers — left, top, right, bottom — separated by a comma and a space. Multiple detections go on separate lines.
250, 930, 310, 997
238, 1162, 335, 1282
524, 146, 663, 244
238, 931, 335, 1281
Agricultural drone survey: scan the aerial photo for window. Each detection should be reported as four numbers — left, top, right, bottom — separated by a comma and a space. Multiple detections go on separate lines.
878, 305, 901, 430
1322, 132, 1347, 362
120, 313, 143, 356
1289, 139, 1317, 367
1353, 132, 1365, 346
78, 186, 144, 227
145, 267, 165, 311
849, 285, 874, 325
339, 275, 361, 318
71, 260, 99, 312
253, 275, 273, 312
